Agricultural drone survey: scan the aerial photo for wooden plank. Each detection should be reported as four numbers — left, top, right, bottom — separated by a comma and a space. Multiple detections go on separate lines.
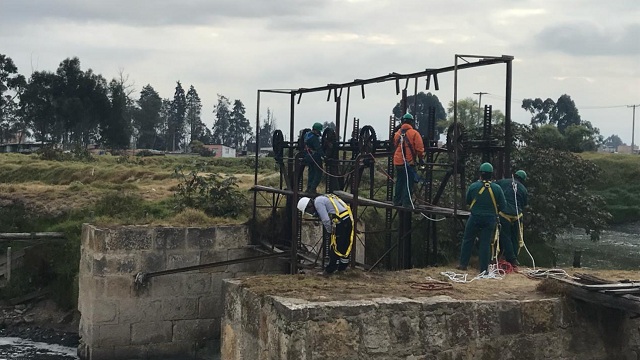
567, 286, 640, 314
602, 288, 640, 295
334, 190, 470, 218
9, 289, 51, 305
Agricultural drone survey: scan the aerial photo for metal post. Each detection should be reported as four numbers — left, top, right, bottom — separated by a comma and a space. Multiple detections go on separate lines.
6, 247, 11, 283
504, 58, 513, 177
289, 93, 298, 274
453, 55, 459, 216
629, 104, 639, 154
252, 90, 261, 223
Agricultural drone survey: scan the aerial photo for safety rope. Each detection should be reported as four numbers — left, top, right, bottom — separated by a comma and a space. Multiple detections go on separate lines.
306, 148, 357, 178
409, 276, 453, 291
512, 175, 536, 270
440, 263, 506, 283
399, 133, 446, 222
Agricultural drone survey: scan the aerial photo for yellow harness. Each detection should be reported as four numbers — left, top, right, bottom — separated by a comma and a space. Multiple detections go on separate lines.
469, 181, 501, 260
326, 194, 355, 258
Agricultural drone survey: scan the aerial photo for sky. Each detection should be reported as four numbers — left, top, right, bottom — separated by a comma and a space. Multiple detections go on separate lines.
1, 0, 639, 144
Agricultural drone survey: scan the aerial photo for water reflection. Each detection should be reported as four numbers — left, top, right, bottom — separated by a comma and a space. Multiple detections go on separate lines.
0, 337, 77, 359
554, 221, 640, 270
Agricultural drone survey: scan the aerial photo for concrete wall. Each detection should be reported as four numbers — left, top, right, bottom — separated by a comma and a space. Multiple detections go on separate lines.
78, 224, 287, 360
222, 279, 640, 360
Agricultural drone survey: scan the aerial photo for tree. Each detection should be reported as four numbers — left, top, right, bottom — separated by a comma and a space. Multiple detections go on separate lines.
158, 98, 171, 151
513, 147, 610, 244
0, 54, 26, 123
100, 79, 133, 149
604, 134, 624, 148
54, 57, 110, 146
185, 85, 205, 146
257, 108, 276, 150
228, 99, 252, 149
392, 92, 446, 138
212, 94, 232, 146
20, 71, 58, 144
168, 81, 187, 151
522, 94, 582, 133
134, 84, 162, 149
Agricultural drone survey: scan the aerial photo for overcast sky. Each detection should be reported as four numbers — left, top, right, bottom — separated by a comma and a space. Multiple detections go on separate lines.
1, 0, 639, 144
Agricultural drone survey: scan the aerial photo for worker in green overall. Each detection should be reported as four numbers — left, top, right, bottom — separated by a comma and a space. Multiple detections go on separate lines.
457, 162, 506, 273
304, 123, 324, 194
496, 170, 528, 267
297, 194, 354, 274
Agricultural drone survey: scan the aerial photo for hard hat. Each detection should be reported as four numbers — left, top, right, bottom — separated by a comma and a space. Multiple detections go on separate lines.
297, 197, 311, 213
402, 113, 414, 122
515, 170, 527, 181
312, 122, 323, 131
479, 162, 493, 173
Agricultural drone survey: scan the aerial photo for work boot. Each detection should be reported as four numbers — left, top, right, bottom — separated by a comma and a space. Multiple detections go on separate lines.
510, 259, 520, 267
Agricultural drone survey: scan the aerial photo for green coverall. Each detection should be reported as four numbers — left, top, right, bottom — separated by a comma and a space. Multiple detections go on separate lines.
304, 131, 323, 193
459, 180, 506, 273
496, 178, 528, 264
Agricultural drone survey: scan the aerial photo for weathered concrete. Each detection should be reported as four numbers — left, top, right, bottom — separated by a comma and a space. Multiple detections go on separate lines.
78, 224, 287, 360
222, 279, 640, 360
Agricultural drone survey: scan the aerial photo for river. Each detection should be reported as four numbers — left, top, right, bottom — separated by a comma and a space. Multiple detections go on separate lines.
548, 221, 640, 270
0, 337, 77, 360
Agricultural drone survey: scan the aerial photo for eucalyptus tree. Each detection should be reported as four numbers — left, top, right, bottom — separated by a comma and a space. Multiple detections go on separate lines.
229, 99, 251, 149
168, 81, 186, 151
212, 94, 231, 146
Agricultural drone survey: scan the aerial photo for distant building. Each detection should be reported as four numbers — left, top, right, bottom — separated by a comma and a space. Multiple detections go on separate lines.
598, 145, 617, 153
0, 142, 44, 153
616, 145, 638, 154
204, 144, 236, 158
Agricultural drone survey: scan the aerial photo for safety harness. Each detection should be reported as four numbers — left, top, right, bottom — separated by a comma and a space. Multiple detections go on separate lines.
469, 181, 501, 259
326, 194, 355, 258
395, 128, 417, 165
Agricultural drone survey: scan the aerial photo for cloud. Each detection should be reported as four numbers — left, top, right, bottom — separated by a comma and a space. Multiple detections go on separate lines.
1, 0, 331, 27
535, 22, 640, 56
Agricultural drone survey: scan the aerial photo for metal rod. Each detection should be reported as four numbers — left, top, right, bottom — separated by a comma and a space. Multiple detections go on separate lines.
142, 252, 288, 280
453, 55, 459, 217
504, 58, 513, 177
253, 90, 261, 223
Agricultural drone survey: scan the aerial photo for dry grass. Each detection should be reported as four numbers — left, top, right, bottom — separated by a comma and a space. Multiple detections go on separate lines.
240, 267, 640, 302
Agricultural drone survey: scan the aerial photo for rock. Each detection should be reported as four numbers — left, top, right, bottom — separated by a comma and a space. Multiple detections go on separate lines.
14, 309, 24, 315
23, 315, 34, 324
14, 304, 26, 311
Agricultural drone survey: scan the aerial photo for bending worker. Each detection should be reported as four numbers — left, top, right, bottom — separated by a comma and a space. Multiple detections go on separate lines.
304, 123, 324, 194
496, 170, 528, 267
297, 194, 354, 274
393, 113, 425, 207
458, 162, 506, 273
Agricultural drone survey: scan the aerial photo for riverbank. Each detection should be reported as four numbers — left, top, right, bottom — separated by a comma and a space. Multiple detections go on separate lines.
0, 299, 79, 349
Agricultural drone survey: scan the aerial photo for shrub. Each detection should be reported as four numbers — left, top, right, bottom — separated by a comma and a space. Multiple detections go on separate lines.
173, 164, 246, 218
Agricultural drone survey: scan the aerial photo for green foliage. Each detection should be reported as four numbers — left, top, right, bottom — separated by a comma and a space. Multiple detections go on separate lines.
513, 147, 611, 243
173, 163, 246, 218
36, 144, 95, 162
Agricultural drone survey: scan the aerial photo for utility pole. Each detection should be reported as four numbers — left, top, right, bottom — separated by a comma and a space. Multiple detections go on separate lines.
474, 92, 488, 122
629, 104, 640, 154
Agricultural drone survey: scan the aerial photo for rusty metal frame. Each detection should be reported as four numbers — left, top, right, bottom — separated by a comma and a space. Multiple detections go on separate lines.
252, 55, 515, 273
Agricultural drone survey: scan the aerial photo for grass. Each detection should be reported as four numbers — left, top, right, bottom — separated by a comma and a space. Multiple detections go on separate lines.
580, 152, 640, 224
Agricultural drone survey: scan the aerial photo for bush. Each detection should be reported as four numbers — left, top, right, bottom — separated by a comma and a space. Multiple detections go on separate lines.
173, 164, 246, 218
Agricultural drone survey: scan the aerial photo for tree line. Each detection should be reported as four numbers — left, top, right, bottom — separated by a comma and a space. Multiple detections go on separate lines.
0, 54, 254, 152
392, 91, 607, 152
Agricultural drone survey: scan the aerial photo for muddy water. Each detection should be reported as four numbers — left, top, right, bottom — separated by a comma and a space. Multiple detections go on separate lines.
554, 221, 640, 270
0, 337, 77, 359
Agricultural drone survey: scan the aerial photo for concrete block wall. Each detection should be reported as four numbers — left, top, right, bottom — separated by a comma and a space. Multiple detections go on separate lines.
78, 224, 287, 360
222, 279, 640, 360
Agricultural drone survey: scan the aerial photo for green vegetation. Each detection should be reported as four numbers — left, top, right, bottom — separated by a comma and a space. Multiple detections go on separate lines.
581, 152, 640, 224
0, 153, 271, 307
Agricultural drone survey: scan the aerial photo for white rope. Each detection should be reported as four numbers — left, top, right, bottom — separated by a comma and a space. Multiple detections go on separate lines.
520, 267, 577, 280
440, 263, 506, 283
512, 175, 536, 269
399, 131, 446, 222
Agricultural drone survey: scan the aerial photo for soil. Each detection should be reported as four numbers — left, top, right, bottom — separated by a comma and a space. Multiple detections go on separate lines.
240, 267, 640, 302
0, 299, 79, 348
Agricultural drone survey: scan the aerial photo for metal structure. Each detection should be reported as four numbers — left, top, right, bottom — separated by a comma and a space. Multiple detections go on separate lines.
251, 54, 515, 274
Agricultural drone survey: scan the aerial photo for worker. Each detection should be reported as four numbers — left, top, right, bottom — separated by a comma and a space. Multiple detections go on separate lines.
297, 194, 354, 274
392, 113, 425, 207
496, 170, 528, 267
457, 162, 506, 273
304, 123, 324, 194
